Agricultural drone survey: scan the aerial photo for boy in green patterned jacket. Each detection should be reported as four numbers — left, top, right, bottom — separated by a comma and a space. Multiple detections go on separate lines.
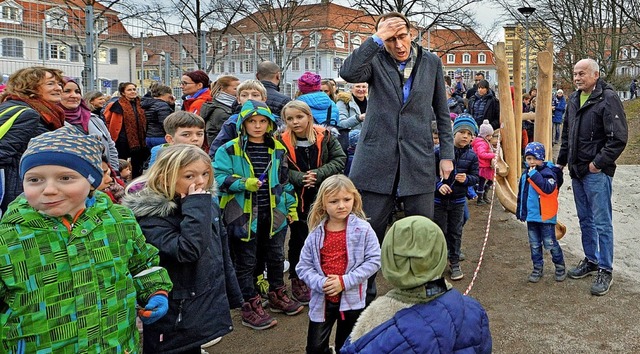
0, 126, 172, 353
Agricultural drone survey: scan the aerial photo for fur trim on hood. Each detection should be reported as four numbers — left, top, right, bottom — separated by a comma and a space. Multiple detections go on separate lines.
349, 295, 413, 342
122, 180, 218, 219
336, 91, 352, 105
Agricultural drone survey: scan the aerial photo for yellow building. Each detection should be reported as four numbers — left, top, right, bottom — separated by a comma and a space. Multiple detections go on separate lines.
503, 22, 551, 92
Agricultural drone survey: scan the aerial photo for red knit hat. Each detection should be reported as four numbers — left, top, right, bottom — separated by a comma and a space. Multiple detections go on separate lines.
298, 71, 321, 94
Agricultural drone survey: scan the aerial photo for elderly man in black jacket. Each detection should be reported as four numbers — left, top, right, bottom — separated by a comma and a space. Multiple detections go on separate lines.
557, 58, 628, 297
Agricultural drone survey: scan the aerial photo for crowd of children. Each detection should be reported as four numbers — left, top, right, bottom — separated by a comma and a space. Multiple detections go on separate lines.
1, 66, 585, 353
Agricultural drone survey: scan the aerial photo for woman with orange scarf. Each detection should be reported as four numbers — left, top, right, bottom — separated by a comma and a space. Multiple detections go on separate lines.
181, 70, 212, 116
104, 82, 148, 178
0, 66, 66, 215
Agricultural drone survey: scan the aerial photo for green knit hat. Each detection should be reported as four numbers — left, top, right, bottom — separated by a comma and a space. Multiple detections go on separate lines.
382, 215, 448, 290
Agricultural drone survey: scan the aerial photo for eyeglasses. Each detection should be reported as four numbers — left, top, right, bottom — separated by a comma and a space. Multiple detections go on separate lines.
384, 32, 409, 43
180, 81, 195, 86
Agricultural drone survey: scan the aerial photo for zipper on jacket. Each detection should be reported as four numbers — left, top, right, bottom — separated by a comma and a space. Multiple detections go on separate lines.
175, 299, 185, 326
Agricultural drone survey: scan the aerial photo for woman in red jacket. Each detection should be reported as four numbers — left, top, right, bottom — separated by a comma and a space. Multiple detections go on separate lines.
104, 82, 148, 178
181, 70, 212, 116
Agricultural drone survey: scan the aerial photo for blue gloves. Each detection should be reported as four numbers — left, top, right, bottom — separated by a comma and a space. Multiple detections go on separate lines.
138, 293, 169, 325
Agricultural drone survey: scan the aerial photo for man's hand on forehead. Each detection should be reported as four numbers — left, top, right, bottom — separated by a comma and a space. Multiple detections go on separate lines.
376, 17, 407, 41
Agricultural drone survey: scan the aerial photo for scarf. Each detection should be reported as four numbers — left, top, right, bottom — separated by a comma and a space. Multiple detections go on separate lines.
5, 94, 65, 129
215, 91, 236, 107
399, 43, 419, 84
61, 101, 92, 133
118, 96, 146, 150
385, 278, 452, 304
187, 88, 208, 100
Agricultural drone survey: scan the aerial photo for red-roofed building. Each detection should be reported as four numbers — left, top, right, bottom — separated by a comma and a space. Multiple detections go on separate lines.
0, 0, 135, 92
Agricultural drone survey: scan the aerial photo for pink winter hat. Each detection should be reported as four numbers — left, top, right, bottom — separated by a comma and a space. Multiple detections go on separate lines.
298, 71, 321, 94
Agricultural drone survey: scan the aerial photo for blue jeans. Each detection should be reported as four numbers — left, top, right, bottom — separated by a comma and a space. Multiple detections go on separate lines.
572, 172, 614, 271
527, 222, 564, 268
553, 122, 562, 142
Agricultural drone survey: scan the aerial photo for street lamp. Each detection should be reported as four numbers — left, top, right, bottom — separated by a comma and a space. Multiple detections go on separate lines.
518, 6, 536, 92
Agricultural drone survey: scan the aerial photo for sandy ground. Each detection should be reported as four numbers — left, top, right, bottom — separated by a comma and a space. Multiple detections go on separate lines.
207, 165, 640, 354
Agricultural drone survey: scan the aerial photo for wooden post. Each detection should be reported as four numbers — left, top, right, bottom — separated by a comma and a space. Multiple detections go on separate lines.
533, 51, 553, 159
513, 38, 523, 170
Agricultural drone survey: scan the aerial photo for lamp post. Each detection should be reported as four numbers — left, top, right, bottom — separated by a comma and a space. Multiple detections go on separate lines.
140, 32, 145, 91
518, 6, 536, 92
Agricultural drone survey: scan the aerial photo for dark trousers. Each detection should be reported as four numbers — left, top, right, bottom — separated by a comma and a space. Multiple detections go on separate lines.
306, 301, 362, 354
230, 213, 286, 300
288, 219, 309, 279
434, 200, 465, 264
477, 177, 488, 194
361, 190, 434, 304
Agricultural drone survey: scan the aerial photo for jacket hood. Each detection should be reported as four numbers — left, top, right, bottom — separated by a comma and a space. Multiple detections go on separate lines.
235, 99, 277, 135
122, 180, 218, 219
336, 91, 352, 104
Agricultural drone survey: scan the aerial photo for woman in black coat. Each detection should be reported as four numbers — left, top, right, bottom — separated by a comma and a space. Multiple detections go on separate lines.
141, 84, 175, 149
0, 66, 66, 214
468, 79, 500, 130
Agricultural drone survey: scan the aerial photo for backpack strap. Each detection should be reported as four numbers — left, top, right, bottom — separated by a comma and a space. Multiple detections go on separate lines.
0, 106, 30, 140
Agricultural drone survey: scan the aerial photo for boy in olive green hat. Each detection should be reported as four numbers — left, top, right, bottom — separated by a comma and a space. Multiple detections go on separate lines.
341, 216, 492, 353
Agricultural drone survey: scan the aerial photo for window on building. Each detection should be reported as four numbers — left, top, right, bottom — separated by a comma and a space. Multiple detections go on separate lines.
621, 48, 628, 59
1, 37, 23, 58
94, 17, 108, 34
260, 37, 269, 50
632, 48, 639, 59
181, 48, 187, 59
230, 39, 238, 51
351, 37, 361, 50
215, 61, 224, 73
478, 53, 486, 64
45, 8, 67, 30
293, 33, 302, 48
70, 45, 80, 62
462, 53, 471, 63
1, 2, 22, 23
309, 32, 320, 47
49, 43, 67, 60
333, 57, 343, 70
98, 47, 108, 63
306, 56, 317, 71
245, 39, 253, 50
447, 54, 455, 63
244, 60, 252, 73
109, 48, 117, 64
334, 32, 345, 48
292, 57, 300, 71
447, 70, 454, 78
229, 61, 235, 73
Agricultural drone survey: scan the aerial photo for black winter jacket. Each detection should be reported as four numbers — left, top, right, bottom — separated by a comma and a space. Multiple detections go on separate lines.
0, 100, 50, 214
468, 90, 500, 130
434, 145, 479, 204
557, 79, 628, 178
122, 188, 242, 353
141, 96, 173, 138
261, 80, 290, 119
201, 99, 233, 145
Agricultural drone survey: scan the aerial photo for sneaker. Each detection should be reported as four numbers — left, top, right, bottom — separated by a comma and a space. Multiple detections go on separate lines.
291, 278, 311, 305
268, 286, 304, 315
555, 264, 567, 282
241, 295, 277, 330
450, 264, 464, 280
590, 269, 613, 296
476, 198, 487, 206
568, 258, 598, 279
459, 252, 466, 262
283, 260, 290, 273
528, 267, 543, 283
201, 337, 222, 348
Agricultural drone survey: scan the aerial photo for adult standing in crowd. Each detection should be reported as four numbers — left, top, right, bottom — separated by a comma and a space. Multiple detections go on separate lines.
551, 89, 566, 145
256, 61, 291, 118
630, 79, 637, 100
141, 83, 175, 149
466, 72, 485, 100
340, 12, 454, 301
84, 90, 107, 120
201, 75, 240, 144
104, 82, 148, 178
59, 77, 119, 173
336, 82, 367, 132
468, 79, 500, 130
181, 70, 212, 116
557, 58, 628, 296
0, 66, 65, 215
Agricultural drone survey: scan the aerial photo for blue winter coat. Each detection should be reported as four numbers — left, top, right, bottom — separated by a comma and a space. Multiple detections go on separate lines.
340, 289, 492, 354
434, 145, 479, 204
516, 161, 563, 224
552, 95, 566, 124
297, 91, 340, 126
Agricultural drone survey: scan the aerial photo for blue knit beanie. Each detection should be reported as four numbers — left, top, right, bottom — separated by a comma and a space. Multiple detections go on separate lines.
524, 142, 546, 161
453, 114, 478, 135
20, 126, 103, 189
